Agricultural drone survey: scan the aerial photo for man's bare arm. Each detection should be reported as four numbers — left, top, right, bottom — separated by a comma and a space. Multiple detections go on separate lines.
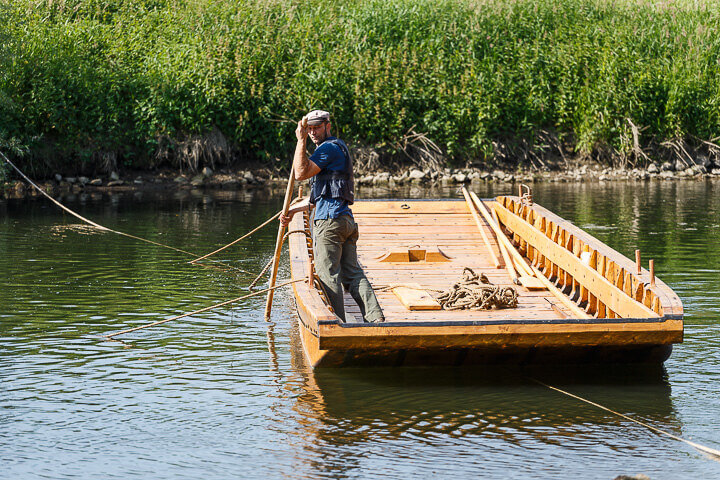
280, 197, 310, 227
293, 119, 321, 181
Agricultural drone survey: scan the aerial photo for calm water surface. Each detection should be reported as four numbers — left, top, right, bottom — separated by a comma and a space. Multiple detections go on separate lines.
1, 181, 719, 479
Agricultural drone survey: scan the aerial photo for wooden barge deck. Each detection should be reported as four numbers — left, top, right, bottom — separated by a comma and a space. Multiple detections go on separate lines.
287, 195, 683, 368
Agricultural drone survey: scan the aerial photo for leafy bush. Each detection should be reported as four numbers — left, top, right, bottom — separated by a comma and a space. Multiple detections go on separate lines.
1, 0, 718, 173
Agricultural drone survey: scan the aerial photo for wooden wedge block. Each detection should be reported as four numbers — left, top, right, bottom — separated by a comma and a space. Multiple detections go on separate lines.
424, 246, 451, 262
393, 286, 442, 310
378, 246, 451, 263
377, 251, 410, 262
519, 275, 547, 290
408, 248, 426, 262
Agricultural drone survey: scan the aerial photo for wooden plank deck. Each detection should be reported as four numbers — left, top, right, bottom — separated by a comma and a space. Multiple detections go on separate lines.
342, 200, 575, 323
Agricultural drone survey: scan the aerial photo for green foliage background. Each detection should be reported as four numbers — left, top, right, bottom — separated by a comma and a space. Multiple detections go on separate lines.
1, 0, 719, 173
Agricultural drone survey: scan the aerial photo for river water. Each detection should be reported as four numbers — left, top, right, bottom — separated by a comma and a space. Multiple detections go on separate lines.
1, 180, 719, 479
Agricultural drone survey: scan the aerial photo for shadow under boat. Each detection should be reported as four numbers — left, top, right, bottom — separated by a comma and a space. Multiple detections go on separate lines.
288, 324, 677, 431
289, 363, 679, 477
330, 344, 673, 368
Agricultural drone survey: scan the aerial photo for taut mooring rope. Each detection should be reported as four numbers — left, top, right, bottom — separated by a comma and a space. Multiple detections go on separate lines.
189, 210, 282, 264
105, 277, 306, 338
532, 378, 720, 461
248, 229, 312, 290
1, 151, 252, 275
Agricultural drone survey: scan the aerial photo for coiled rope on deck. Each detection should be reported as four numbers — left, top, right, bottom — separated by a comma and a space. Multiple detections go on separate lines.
436, 267, 518, 310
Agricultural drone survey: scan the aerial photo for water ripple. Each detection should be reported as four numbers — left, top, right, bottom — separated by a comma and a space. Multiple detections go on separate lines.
2, 185, 720, 479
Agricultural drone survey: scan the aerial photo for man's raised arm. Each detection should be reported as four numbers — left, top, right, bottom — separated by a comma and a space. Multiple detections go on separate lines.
293, 117, 321, 181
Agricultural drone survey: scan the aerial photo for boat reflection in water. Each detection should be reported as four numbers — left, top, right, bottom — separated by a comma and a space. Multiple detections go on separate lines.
283, 322, 680, 478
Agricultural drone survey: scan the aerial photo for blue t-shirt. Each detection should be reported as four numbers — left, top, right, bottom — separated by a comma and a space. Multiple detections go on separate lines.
309, 136, 353, 220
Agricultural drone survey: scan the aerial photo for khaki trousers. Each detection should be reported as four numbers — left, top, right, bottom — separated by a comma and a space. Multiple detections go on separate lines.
313, 215, 384, 323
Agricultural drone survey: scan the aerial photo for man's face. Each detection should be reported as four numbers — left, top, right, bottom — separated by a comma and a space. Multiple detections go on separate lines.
307, 122, 330, 145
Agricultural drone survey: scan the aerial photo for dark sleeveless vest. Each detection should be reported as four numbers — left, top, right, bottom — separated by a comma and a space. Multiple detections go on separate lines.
309, 138, 355, 205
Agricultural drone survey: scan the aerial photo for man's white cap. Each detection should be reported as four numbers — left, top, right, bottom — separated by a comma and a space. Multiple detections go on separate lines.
306, 110, 330, 125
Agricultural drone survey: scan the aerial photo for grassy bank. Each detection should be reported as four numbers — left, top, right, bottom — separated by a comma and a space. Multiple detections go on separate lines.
1, 0, 719, 177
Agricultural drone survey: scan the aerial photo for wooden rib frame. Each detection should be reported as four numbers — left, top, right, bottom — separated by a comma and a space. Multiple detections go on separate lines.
494, 196, 683, 320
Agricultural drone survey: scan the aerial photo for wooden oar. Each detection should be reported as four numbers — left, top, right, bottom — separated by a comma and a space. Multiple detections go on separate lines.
531, 264, 591, 318
494, 216, 520, 285
469, 192, 536, 285
467, 192, 590, 319
264, 166, 296, 320
490, 209, 531, 276
461, 187, 501, 269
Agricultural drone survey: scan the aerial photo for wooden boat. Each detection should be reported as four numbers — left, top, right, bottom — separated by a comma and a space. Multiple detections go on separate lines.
287, 190, 683, 368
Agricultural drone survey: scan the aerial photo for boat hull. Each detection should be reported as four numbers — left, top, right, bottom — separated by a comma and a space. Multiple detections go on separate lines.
295, 305, 677, 367
288, 198, 683, 368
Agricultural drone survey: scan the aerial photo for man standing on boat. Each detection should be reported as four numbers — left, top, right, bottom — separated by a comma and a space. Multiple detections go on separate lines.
280, 109, 385, 324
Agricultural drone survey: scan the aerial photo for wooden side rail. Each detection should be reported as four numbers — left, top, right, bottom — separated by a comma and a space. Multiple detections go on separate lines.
493, 196, 678, 319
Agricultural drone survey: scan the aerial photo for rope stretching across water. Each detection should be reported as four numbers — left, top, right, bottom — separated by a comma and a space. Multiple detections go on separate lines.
532, 378, 720, 462
1, 151, 253, 275
248, 229, 311, 290
105, 278, 307, 338
189, 210, 282, 264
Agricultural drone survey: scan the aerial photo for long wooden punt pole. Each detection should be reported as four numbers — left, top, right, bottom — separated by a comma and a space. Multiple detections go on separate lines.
264, 167, 296, 319
496, 226, 519, 284
492, 208, 534, 278
469, 191, 531, 275
461, 188, 501, 269
468, 192, 591, 319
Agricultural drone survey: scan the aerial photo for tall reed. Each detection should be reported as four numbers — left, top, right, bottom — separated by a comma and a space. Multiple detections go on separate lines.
1, 0, 718, 172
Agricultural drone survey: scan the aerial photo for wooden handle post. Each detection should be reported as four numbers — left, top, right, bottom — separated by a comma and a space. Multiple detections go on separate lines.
649, 259, 655, 287
264, 167, 296, 319
635, 249, 641, 275
529, 264, 591, 319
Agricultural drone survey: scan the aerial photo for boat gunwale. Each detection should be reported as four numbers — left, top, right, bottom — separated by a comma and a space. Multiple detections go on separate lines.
494, 195, 683, 321
316, 314, 680, 328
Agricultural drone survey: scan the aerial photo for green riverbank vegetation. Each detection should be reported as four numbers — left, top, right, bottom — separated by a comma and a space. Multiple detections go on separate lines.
1, 0, 719, 179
